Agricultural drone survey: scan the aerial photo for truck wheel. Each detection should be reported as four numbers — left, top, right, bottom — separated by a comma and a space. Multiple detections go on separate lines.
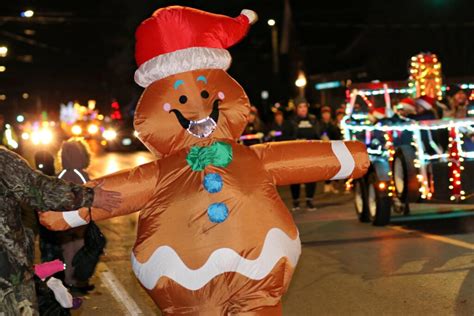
354, 178, 370, 222
393, 145, 420, 204
367, 172, 392, 226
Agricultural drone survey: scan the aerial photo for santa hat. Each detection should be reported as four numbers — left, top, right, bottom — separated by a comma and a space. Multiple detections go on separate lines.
134, 6, 258, 88
397, 98, 416, 114
416, 96, 435, 111
370, 107, 386, 120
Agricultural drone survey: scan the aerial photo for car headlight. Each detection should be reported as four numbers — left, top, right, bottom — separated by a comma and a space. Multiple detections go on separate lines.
103, 129, 117, 141
31, 128, 53, 145
71, 125, 82, 135
40, 129, 53, 145
87, 124, 99, 135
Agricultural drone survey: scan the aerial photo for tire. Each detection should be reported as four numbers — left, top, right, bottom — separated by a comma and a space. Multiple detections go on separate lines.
393, 145, 420, 204
354, 178, 370, 222
367, 171, 392, 226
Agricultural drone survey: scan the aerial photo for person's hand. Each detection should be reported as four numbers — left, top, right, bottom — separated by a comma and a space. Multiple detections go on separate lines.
92, 181, 122, 211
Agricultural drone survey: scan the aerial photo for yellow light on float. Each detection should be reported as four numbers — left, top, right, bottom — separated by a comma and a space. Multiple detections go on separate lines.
87, 123, 99, 135
71, 125, 82, 135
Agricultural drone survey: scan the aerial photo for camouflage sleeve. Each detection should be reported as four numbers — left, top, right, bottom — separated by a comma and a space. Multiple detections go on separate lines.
29, 171, 94, 211
0, 148, 94, 211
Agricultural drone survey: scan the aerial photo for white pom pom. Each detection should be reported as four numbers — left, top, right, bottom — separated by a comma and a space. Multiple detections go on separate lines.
241, 9, 258, 25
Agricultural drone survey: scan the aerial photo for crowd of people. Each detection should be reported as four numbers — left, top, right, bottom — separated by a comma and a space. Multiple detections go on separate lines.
241, 98, 347, 212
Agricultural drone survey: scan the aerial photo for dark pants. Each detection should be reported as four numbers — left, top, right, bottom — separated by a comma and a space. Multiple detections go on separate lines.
290, 183, 316, 201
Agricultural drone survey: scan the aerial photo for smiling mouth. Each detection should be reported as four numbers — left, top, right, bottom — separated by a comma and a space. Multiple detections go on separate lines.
169, 100, 220, 138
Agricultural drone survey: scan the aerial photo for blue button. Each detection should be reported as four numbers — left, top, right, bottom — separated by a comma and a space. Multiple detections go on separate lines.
207, 203, 229, 223
203, 173, 223, 193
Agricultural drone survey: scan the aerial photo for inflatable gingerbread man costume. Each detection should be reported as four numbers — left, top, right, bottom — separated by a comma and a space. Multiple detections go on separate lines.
41, 6, 369, 315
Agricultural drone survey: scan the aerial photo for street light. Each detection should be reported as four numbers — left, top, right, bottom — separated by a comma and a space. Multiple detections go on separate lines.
295, 72, 307, 88
267, 19, 279, 75
0, 46, 7, 58
21, 10, 34, 18
0, 66, 6, 73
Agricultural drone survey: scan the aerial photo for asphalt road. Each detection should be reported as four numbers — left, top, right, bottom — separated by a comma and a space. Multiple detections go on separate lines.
68, 150, 474, 315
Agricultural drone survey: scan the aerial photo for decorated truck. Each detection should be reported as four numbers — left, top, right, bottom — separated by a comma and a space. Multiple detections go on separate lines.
342, 53, 474, 226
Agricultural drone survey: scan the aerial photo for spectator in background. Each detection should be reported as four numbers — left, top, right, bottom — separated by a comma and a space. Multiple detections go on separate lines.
267, 108, 294, 142
241, 107, 265, 146
319, 106, 342, 194
57, 139, 95, 294
446, 86, 469, 118
335, 108, 346, 129
319, 106, 341, 141
290, 99, 320, 211
413, 96, 438, 121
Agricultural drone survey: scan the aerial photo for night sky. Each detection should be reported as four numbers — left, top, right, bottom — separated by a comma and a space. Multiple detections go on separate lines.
1, 0, 473, 119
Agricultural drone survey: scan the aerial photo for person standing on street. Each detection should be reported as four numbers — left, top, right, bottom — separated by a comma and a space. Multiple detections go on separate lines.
319, 106, 342, 193
267, 108, 294, 142
0, 146, 121, 315
290, 99, 320, 211
57, 139, 96, 294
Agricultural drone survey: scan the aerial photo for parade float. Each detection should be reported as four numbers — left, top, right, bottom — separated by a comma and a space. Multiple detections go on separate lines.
342, 53, 474, 226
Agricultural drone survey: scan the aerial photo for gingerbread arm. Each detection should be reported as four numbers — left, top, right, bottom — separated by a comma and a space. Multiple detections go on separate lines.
251, 140, 369, 186
39, 160, 160, 231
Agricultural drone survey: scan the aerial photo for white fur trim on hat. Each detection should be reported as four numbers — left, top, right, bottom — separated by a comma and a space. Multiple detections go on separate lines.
398, 102, 416, 114
241, 9, 258, 24
416, 98, 433, 110
134, 47, 232, 88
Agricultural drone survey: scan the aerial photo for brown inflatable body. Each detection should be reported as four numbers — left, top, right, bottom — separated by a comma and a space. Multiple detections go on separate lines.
40, 7, 370, 316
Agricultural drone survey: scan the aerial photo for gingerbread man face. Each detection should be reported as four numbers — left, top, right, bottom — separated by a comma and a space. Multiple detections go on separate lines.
134, 69, 250, 157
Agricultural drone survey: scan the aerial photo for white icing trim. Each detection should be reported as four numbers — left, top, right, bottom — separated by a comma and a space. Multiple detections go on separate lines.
134, 47, 232, 88
131, 228, 301, 291
241, 9, 258, 24
330, 141, 356, 180
62, 210, 88, 228
416, 98, 433, 110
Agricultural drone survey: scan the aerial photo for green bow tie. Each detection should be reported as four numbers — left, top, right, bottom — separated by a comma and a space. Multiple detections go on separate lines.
186, 141, 233, 172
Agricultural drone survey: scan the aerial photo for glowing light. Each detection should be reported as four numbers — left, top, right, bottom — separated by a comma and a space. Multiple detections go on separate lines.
295, 72, 307, 88
267, 19, 276, 26
22, 93, 29, 99
71, 125, 82, 135
378, 182, 387, 190
0, 66, 6, 72
16, 115, 25, 123
21, 10, 34, 18
103, 129, 117, 141
87, 124, 99, 135
21, 132, 29, 140
0, 46, 7, 57
88, 99, 96, 110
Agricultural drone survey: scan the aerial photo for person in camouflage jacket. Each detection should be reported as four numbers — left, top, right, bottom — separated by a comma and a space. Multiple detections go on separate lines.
0, 147, 121, 315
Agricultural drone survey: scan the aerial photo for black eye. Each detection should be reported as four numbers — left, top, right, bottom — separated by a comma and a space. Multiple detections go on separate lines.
201, 90, 209, 99
179, 95, 187, 104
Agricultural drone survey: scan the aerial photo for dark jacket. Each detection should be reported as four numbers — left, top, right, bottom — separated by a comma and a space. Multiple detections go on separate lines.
291, 114, 320, 140
0, 147, 94, 296
319, 120, 342, 140
268, 120, 295, 142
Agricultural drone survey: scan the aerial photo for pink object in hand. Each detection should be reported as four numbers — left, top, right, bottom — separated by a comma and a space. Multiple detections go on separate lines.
34, 259, 66, 280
